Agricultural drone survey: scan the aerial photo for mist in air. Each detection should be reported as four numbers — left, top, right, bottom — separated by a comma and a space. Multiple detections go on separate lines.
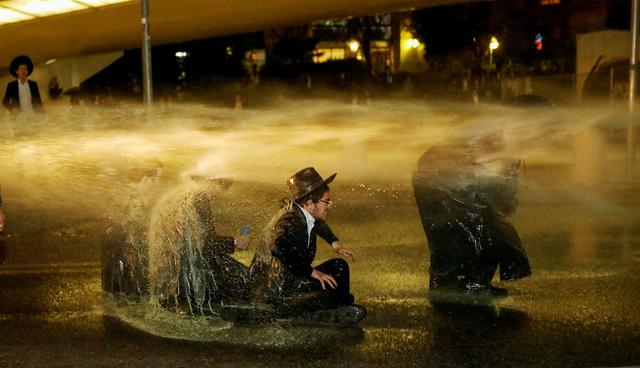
0, 98, 630, 262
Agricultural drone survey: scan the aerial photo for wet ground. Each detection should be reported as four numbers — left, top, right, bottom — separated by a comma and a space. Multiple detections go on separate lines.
1, 169, 639, 367
0, 102, 639, 367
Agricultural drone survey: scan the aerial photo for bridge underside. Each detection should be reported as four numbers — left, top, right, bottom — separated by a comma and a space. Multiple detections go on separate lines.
0, 0, 477, 67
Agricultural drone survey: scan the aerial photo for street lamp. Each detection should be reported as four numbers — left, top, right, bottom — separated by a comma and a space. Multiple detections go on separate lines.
406, 38, 421, 49
349, 40, 360, 53
489, 36, 499, 68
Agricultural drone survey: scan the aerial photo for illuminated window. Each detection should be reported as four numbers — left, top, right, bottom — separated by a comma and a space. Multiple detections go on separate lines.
534, 33, 543, 51
0, 0, 133, 25
313, 48, 345, 63
540, 0, 560, 5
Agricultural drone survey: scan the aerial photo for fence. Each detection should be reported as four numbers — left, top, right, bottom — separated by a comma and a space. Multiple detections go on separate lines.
502, 64, 633, 107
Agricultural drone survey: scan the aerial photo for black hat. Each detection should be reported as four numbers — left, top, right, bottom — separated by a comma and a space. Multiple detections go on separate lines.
9, 55, 34, 78
187, 174, 233, 190
287, 167, 336, 200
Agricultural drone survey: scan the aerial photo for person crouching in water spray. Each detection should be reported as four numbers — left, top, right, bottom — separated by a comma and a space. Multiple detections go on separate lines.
146, 168, 366, 324
255, 167, 366, 324
412, 130, 531, 298
147, 174, 251, 315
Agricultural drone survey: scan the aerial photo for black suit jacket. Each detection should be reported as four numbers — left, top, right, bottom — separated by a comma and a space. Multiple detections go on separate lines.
3, 80, 44, 113
268, 204, 338, 294
192, 192, 236, 258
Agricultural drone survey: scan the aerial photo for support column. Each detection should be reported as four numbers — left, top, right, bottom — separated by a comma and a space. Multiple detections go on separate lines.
141, 0, 153, 107
628, 0, 639, 167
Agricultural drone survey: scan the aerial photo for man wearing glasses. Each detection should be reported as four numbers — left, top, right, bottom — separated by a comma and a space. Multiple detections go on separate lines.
257, 167, 365, 323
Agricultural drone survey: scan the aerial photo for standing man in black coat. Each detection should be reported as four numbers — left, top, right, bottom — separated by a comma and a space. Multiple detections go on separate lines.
260, 167, 366, 323
3, 55, 44, 114
412, 133, 531, 298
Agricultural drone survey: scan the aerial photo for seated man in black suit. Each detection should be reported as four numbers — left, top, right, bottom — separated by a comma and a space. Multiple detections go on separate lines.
257, 167, 366, 323
147, 175, 251, 314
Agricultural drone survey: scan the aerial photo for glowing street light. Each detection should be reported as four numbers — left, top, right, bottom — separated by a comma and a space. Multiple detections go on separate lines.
489, 36, 499, 67
406, 38, 421, 49
348, 40, 360, 53
489, 36, 500, 51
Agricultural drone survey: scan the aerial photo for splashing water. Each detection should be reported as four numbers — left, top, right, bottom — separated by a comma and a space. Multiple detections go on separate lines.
1, 99, 636, 339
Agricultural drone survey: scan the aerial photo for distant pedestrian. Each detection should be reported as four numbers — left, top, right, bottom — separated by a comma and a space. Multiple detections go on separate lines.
3, 55, 44, 114
48, 76, 62, 100
234, 94, 243, 110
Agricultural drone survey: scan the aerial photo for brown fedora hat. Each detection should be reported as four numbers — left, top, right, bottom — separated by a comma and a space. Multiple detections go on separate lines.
287, 167, 336, 200
186, 174, 234, 190
9, 55, 34, 78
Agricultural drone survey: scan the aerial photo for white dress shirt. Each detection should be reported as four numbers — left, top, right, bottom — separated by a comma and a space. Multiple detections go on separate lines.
296, 203, 315, 247
18, 79, 34, 113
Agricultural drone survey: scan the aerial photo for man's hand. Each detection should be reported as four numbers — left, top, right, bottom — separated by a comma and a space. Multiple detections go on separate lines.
0, 207, 6, 233
311, 269, 337, 290
331, 241, 357, 262
234, 234, 250, 251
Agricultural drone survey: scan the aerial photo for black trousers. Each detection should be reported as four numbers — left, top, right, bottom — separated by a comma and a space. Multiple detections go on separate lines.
275, 258, 354, 316
412, 183, 531, 289
197, 251, 250, 304
101, 224, 149, 298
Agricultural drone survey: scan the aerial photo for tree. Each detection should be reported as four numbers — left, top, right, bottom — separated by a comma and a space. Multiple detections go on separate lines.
266, 26, 318, 65
412, 3, 492, 58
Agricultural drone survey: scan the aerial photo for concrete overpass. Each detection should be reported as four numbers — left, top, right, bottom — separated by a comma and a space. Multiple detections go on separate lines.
0, 0, 475, 68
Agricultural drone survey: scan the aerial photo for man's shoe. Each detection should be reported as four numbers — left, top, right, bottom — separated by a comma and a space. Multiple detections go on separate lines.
221, 304, 275, 324
303, 304, 367, 325
429, 275, 459, 290
335, 304, 367, 325
463, 282, 508, 297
